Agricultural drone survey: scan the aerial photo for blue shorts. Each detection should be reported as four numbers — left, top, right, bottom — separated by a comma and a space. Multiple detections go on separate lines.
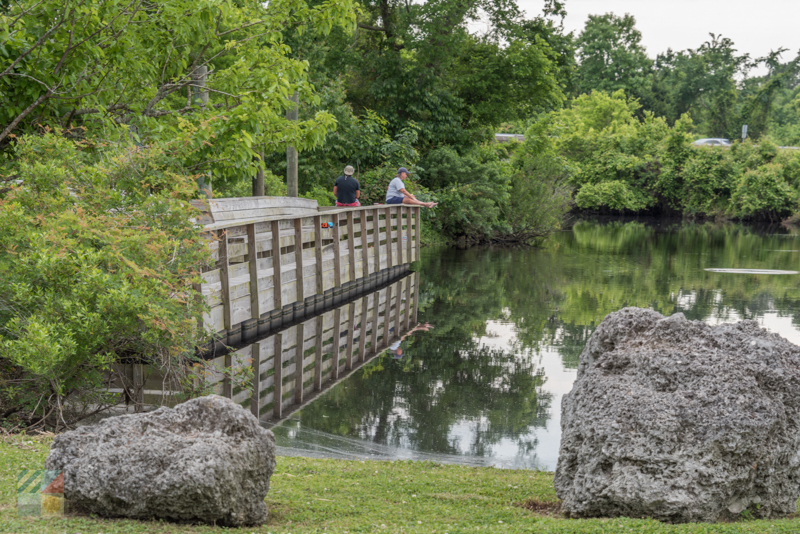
386, 196, 404, 205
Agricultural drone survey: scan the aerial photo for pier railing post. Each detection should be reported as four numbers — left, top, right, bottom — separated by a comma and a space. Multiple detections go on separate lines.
372, 208, 381, 274
406, 208, 413, 263
396, 207, 403, 264
385, 207, 393, 268
271, 221, 283, 316
347, 211, 356, 282
218, 230, 232, 331
246, 223, 260, 320
314, 215, 323, 298
332, 214, 342, 287
294, 218, 304, 305
414, 207, 421, 262
362, 210, 370, 276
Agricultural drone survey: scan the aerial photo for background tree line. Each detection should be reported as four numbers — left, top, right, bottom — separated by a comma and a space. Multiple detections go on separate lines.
3, 0, 800, 427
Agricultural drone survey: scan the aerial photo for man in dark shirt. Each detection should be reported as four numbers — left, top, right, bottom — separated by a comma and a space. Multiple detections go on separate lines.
334, 165, 361, 206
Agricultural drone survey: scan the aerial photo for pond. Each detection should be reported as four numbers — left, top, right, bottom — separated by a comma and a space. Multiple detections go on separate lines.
268, 219, 800, 470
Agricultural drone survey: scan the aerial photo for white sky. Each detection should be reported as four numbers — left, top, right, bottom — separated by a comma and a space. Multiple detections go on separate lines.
515, 0, 800, 77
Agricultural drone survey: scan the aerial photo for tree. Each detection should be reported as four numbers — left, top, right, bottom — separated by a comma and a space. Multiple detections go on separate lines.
330, 0, 564, 148
668, 34, 750, 138
0, 0, 356, 189
574, 14, 653, 109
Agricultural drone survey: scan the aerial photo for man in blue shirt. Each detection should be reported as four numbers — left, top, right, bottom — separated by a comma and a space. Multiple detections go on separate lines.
385, 167, 437, 208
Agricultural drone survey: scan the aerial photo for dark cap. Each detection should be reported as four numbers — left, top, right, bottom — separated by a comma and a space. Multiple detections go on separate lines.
397, 167, 409, 175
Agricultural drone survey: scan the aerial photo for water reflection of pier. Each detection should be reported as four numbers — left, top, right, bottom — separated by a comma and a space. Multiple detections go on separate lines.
231, 273, 419, 421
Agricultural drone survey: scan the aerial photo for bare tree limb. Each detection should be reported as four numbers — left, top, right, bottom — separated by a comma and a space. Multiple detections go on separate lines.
357, 22, 387, 32
0, 89, 53, 144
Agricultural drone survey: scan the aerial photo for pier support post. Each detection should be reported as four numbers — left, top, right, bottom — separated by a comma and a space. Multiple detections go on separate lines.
295, 322, 304, 404
346, 302, 355, 370
314, 315, 323, 391
223, 352, 232, 399
371, 289, 379, 351
273, 332, 283, 419
383, 285, 392, 344
358, 296, 368, 362
251, 341, 262, 418
332, 308, 341, 379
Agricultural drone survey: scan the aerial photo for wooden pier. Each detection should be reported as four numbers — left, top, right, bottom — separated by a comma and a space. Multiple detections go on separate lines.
111, 197, 423, 420
195, 197, 421, 348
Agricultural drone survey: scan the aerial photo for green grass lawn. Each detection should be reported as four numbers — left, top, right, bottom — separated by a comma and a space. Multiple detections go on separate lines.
2, 433, 800, 533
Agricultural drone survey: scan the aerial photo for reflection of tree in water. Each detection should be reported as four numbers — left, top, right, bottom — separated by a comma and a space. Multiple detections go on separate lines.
296, 264, 552, 459
509, 220, 800, 367
293, 220, 800, 461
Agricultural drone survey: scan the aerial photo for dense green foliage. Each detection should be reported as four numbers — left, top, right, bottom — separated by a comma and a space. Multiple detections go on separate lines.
0, 133, 213, 428
0, 0, 356, 191
566, 14, 800, 143
528, 90, 800, 219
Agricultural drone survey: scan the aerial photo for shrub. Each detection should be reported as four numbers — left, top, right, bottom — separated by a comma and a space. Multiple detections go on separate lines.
731, 163, 797, 221
0, 132, 211, 429
574, 180, 652, 211
505, 152, 572, 242
680, 148, 738, 215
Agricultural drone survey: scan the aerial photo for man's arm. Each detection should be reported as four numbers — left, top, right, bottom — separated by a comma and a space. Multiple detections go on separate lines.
333, 185, 338, 196
356, 190, 361, 199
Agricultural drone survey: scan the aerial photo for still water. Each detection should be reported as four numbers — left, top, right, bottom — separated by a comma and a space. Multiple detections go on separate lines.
270, 219, 800, 470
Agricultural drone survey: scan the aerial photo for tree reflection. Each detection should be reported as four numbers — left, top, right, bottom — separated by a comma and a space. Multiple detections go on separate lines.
287, 220, 800, 462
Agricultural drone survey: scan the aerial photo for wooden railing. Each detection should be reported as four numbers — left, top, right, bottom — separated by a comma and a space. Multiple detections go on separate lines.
198, 202, 422, 346
108, 198, 423, 417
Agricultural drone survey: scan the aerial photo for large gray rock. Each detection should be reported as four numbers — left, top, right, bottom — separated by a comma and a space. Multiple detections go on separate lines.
555, 307, 800, 522
46, 395, 276, 526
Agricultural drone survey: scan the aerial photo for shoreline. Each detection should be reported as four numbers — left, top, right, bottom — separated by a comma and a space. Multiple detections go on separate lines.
4, 434, 800, 533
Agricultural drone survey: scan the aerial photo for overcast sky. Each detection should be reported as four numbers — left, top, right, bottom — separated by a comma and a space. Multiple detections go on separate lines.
515, 0, 800, 76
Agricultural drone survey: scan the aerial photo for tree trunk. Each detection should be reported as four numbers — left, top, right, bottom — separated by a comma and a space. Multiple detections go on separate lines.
286, 92, 299, 197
